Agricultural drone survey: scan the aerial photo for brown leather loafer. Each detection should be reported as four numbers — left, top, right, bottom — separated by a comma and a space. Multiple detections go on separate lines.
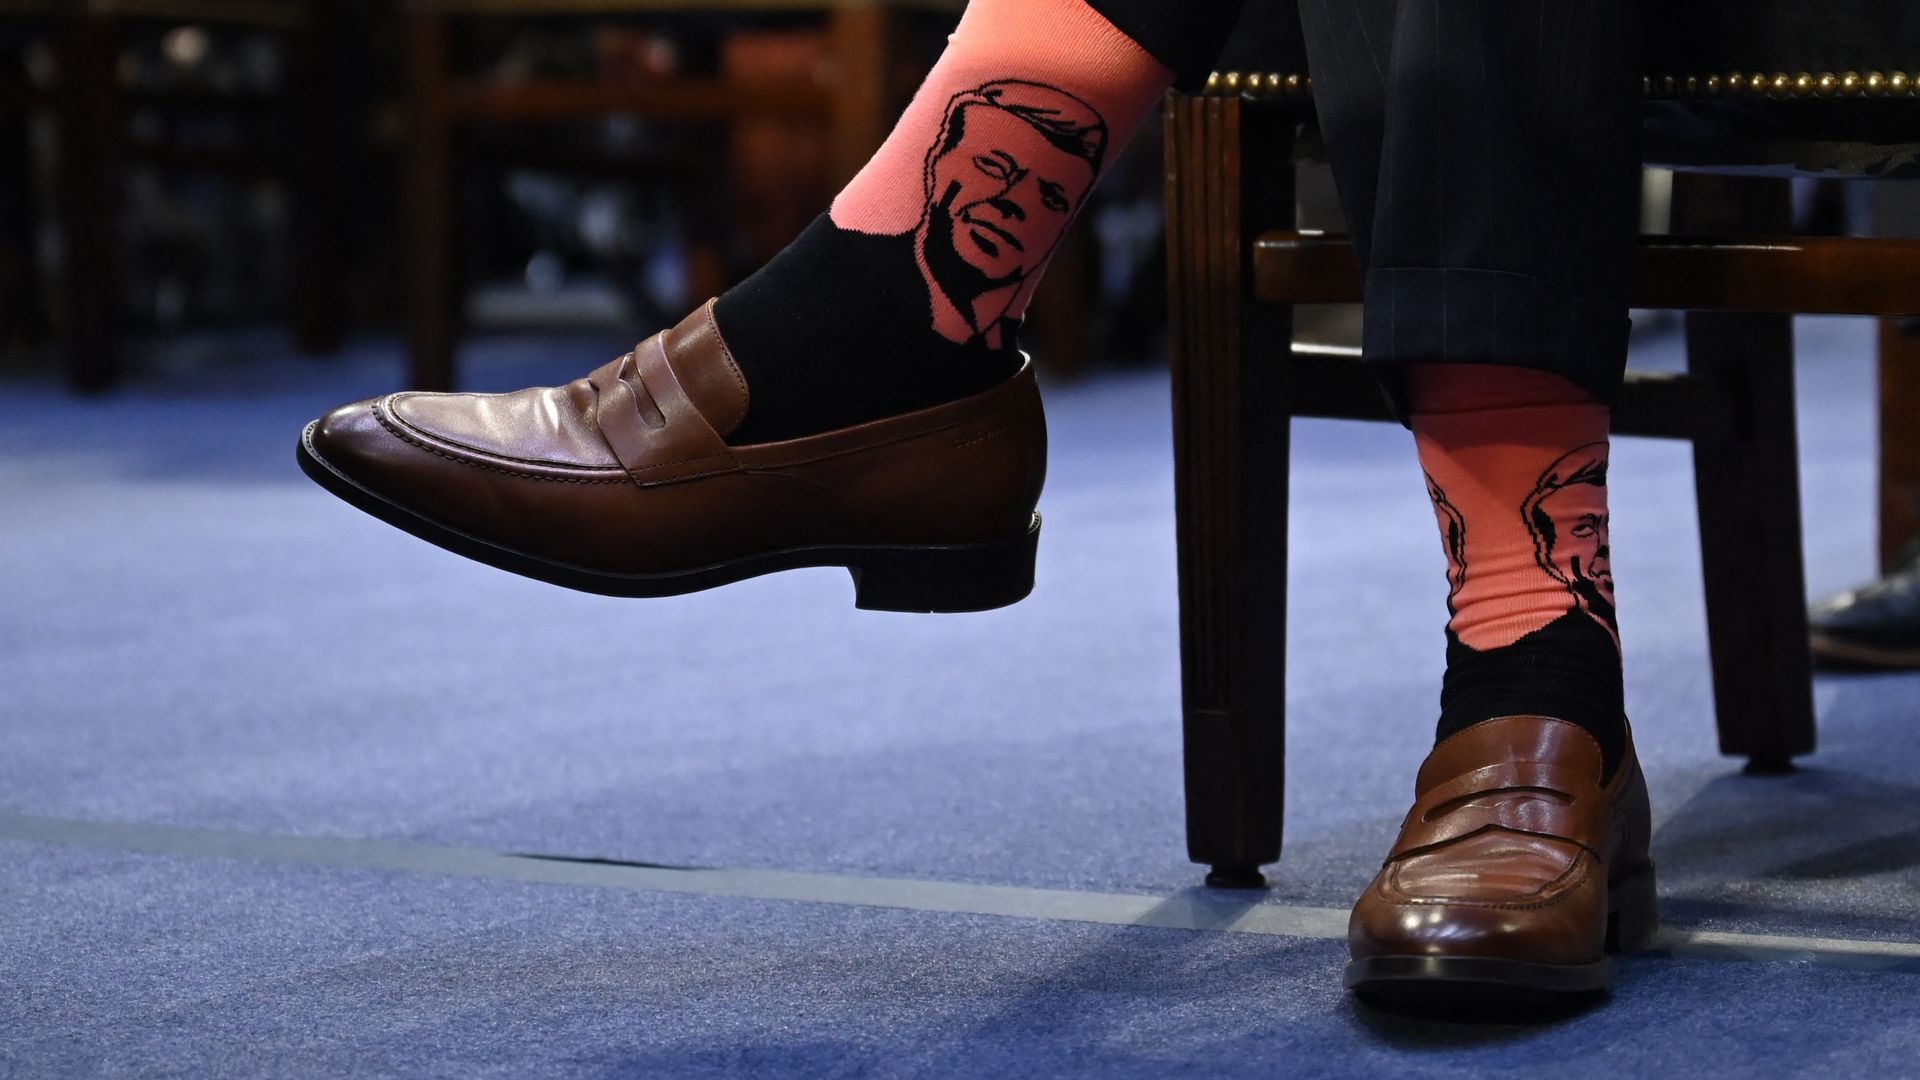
1346, 715, 1657, 1000
296, 301, 1046, 612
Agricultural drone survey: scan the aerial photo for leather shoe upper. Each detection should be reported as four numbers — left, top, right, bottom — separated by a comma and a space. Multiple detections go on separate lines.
307, 300, 1046, 574
1348, 716, 1651, 967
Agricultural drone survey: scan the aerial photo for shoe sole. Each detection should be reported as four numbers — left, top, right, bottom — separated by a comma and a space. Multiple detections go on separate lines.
1344, 862, 1658, 1004
1809, 633, 1920, 670
297, 421, 1040, 613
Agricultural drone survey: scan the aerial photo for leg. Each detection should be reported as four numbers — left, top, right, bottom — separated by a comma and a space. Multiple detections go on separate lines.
1299, 0, 1656, 998
716, 0, 1248, 442
1165, 93, 1295, 887
1300, 0, 1644, 404
302, 1, 1249, 614
1674, 173, 1815, 770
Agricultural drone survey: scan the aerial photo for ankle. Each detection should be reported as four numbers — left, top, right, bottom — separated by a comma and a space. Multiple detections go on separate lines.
715, 218, 1024, 445
1436, 619, 1627, 780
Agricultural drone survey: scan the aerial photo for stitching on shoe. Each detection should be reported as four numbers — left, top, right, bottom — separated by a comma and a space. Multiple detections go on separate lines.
375, 401, 628, 485
625, 449, 737, 475
632, 464, 735, 485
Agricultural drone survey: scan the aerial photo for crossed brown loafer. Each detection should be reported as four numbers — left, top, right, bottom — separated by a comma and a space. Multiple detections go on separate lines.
297, 301, 1046, 613
1346, 715, 1657, 1000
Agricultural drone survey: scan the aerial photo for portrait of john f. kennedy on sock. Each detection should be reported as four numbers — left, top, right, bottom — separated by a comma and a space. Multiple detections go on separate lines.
1426, 470, 1470, 613
1524, 443, 1617, 643
900, 80, 1108, 347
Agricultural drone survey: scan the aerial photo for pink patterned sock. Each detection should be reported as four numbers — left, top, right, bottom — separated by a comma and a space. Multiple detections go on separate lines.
829, 0, 1172, 347
716, 0, 1174, 443
1408, 363, 1628, 776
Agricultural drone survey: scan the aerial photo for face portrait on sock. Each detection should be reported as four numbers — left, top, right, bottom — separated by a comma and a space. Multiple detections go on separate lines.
915, 80, 1107, 346
1524, 443, 1617, 641
1425, 471, 1469, 614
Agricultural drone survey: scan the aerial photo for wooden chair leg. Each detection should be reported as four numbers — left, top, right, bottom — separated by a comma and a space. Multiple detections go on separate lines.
1877, 317, 1920, 571
1164, 94, 1295, 887
405, 12, 457, 391
1674, 174, 1816, 770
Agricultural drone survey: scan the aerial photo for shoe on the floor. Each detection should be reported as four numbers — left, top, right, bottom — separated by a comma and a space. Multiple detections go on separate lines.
1345, 715, 1657, 1004
1808, 552, 1920, 669
297, 301, 1046, 613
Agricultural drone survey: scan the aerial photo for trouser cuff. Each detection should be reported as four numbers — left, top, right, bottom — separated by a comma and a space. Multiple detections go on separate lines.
1362, 267, 1630, 424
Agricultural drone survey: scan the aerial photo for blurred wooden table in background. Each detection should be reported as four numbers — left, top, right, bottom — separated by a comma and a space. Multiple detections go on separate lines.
1, 0, 361, 391
402, 0, 962, 391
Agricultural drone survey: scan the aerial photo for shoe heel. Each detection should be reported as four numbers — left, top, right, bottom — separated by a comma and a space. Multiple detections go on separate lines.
849, 514, 1040, 613
1605, 862, 1659, 952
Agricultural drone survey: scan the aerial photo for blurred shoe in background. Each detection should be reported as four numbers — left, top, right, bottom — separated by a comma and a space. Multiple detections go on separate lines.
1809, 541, 1920, 669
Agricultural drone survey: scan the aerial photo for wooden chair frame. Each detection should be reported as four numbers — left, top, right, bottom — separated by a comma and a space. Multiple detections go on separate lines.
1164, 90, 1920, 888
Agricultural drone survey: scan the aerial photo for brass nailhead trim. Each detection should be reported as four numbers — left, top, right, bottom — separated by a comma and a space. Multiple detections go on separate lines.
1202, 70, 1312, 97
1202, 69, 1919, 100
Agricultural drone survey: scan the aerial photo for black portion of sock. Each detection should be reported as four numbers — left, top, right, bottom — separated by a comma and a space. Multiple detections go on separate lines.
1437, 610, 1627, 782
1082, 0, 1249, 89
714, 216, 1023, 445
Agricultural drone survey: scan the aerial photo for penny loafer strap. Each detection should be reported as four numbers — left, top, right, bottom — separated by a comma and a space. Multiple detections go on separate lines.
1392, 762, 1607, 859
591, 335, 738, 487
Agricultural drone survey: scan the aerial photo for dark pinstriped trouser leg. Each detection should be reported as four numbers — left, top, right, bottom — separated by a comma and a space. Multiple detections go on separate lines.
1297, 0, 1645, 414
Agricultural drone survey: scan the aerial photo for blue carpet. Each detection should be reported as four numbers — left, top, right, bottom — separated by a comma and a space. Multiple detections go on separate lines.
5, 841, 1918, 1080
2, 319, 1917, 1076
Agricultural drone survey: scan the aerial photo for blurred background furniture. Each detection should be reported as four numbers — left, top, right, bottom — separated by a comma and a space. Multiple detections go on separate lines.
400, 0, 966, 391
1, 0, 366, 392
4, 1, 1164, 393
1165, 0, 1920, 887
0, 12, 45, 355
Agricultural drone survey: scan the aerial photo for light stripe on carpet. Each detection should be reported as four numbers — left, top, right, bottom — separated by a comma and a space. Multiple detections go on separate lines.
4, 812, 1916, 973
